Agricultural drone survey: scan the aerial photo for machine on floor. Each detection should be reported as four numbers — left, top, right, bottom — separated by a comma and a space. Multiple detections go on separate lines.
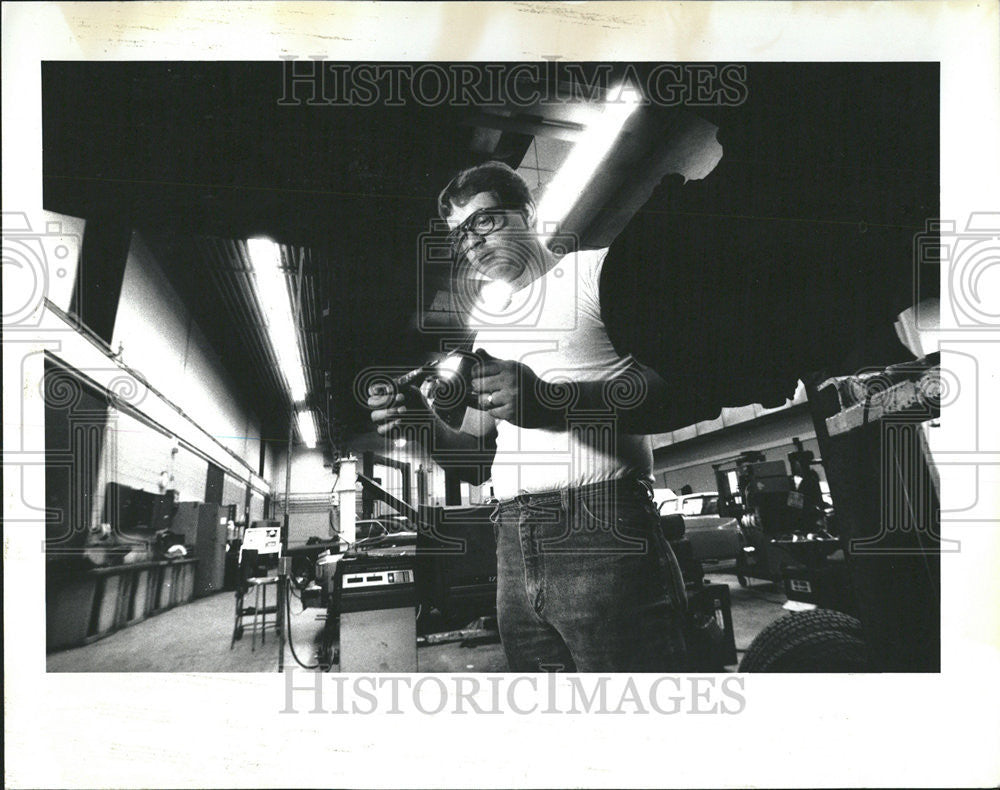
739, 353, 942, 672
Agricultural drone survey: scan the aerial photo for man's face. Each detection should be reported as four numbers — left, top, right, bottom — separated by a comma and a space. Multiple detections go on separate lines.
445, 190, 538, 284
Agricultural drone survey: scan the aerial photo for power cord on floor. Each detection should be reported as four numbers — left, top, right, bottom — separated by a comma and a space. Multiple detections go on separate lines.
284, 577, 320, 670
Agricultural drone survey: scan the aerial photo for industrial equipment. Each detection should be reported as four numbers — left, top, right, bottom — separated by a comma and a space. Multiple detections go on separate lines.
415, 503, 497, 626
230, 521, 284, 648
332, 552, 418, 672
740, 352, 942, 672
240, 520, 282, 575
659, 511, 738, 669
713, 446, 836, 593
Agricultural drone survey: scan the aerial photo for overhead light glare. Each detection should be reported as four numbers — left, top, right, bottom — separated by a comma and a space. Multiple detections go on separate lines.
296, 408, 317, 449
246, 237, 309, 402
535, 83, 642, 232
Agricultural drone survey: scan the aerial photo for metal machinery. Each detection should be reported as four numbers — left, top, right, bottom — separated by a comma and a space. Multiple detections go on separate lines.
739, 353, 941, 672
659, 513, 739, 670
714, 444, 841, 598
333, 551, 418, 672
229, 520, 284, 648
415, 503, 497, 627
307, 473, 422, 670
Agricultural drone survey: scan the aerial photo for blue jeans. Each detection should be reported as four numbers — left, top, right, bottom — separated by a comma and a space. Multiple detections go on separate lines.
491, 479, 689, 672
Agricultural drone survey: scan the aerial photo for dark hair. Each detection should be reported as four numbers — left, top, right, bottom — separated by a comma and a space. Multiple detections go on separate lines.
437, 161, 534, 220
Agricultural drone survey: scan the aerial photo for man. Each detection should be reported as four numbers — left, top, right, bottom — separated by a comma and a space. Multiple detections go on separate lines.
368, 161, 689, 672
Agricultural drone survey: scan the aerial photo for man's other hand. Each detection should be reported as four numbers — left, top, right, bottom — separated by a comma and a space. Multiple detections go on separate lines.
367, 383, 428, 435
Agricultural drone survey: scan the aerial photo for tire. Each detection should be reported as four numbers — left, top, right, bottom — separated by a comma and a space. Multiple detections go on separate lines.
739, 609, 869, 672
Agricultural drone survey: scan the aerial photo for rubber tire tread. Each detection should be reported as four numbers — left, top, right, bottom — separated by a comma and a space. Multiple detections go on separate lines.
739, 609, 868, 672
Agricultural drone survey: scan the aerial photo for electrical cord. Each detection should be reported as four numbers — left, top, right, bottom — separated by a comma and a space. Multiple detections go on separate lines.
284, 576, 320, 670
327, 520, 392, 554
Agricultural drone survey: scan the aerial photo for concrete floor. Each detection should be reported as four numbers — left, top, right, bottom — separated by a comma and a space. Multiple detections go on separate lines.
47, 584, 322, 672
720, 570, 791, 655
47, 567, 788, 673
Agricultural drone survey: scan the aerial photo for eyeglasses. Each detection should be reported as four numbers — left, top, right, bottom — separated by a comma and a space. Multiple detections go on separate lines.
446, 207, 523, 258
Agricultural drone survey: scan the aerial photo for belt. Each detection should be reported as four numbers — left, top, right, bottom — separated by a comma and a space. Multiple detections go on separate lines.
491, 476, 654, 513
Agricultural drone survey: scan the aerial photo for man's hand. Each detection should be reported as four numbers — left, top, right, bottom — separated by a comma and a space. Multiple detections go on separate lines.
367, 383, 428, 436
367, 377, 497, 485
471, 350, 560, 429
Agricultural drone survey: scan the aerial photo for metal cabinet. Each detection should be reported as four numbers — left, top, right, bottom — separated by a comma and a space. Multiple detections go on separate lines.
173, 502, 229, 598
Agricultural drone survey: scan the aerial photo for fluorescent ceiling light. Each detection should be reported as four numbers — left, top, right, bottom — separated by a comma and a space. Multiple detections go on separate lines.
296, 408, 318, 449
535, 84, 642, 231
246, 237, 309, 403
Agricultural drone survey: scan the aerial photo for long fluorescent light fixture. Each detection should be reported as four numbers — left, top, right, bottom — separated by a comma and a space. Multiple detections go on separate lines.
296, 408, 318, 449
246, 237, 309, 404
535, 83, 643, 231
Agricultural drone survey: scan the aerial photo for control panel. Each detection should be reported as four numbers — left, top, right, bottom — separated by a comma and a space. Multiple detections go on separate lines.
341, 568, 413, 589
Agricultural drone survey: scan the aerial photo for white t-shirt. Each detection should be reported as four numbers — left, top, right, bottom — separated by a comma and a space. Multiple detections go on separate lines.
470, 247, 654, 499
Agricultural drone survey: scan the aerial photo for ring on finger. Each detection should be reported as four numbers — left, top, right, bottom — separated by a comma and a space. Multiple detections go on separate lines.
486, 392, 494, 407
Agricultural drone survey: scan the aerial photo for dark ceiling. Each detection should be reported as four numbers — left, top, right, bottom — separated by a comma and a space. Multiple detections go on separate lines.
42, 61, 939, 452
